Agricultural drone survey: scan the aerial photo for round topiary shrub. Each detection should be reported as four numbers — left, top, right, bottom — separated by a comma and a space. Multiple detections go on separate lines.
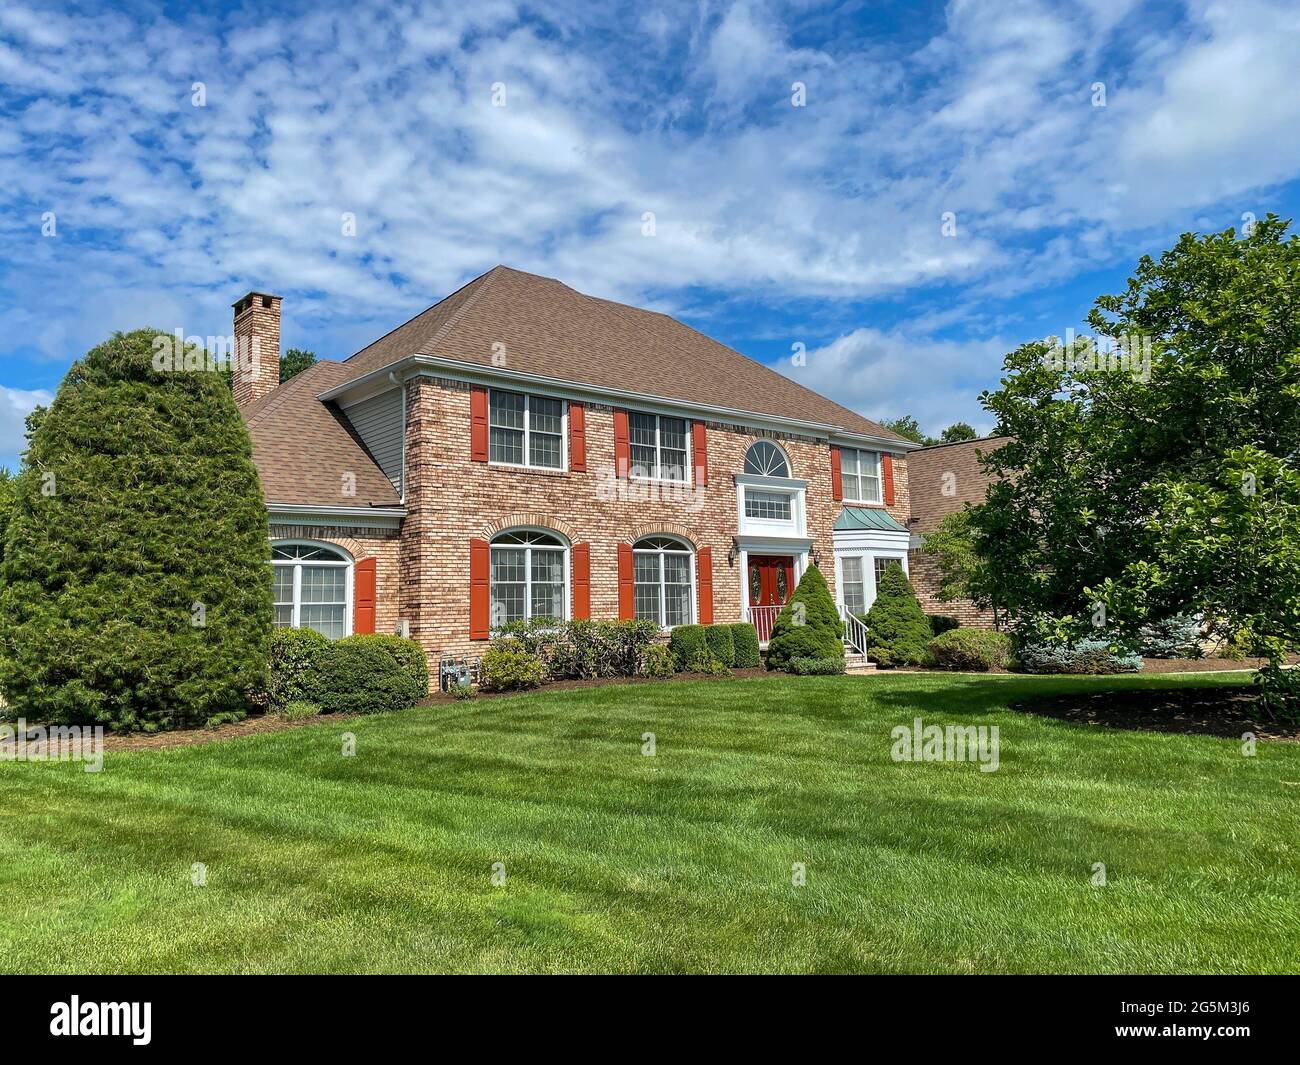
704, 624, 736, 668
337, 634, 429, 702
312, 640, 418, 714
729, 622, 762, 668
668, 624, 709, 671
765, 564, 845, 671
863, 563, 932, 667
479, 647, 546, 692
0, 329, 272, 731
928, 627, 1012, 671
267, 627, 331, 713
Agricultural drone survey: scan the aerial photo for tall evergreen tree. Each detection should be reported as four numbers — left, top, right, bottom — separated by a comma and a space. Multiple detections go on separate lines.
765, 564, 845, 670
0, 329, 272, 730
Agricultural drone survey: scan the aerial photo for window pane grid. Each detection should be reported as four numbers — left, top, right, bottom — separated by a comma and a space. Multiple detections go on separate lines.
745, 489, 793, 520
629, 413, 690, 481
843, 448, 881, 503
633, 539, 693, 628
490, 535, 568, 626
272, 549, 349, 639
490, 390, 564, 469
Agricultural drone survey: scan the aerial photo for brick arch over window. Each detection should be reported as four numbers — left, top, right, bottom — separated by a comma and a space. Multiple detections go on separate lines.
479, 513, 581, 543
625, 523, 701, 547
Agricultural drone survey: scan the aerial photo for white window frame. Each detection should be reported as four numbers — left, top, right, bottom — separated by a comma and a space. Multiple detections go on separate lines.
488, 389, 569, 471
489, 528, 571, 627
632, 536, 697, 630
841, 447, 883, 505
270, 539, 353, 639
833, 550, 908, 616
627, 412, 693, 483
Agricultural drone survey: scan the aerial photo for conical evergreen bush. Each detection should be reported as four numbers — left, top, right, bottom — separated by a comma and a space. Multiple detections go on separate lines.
765, 564, 844, 671
863, 562, 932, 666
0, 329, 272, 730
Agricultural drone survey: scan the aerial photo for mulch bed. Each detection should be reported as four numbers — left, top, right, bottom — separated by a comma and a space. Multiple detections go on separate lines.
1014, 686, 1300, 741
418, 667, 770, 704
1, 712, 356, 754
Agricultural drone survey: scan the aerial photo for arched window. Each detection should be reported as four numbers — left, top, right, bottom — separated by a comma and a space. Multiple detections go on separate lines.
271, 541, 352, 639
633, 536, 695, 628
490, 529, 568, 626
743, 440, 791, 478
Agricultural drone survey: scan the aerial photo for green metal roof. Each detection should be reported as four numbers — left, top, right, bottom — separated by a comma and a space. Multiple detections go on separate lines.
833, 506, 909, 533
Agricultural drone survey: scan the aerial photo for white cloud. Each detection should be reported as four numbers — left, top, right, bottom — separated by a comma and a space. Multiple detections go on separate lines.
0, 0, 1297, 402
0, 385, 52, 468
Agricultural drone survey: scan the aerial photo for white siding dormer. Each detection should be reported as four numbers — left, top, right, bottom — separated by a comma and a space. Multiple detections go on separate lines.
342, 387, 404, 497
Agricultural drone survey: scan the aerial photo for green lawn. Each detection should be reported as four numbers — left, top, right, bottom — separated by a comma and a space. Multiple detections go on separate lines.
2, 672, 1297, 974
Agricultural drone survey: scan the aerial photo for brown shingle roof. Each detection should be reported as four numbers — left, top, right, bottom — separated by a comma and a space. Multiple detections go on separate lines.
335, 266, 909, 443
244, 361, 401, 508
907, 435, 1010, 535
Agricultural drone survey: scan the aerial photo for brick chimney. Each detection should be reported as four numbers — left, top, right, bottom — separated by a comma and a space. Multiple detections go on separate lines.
232, 291, 282, 408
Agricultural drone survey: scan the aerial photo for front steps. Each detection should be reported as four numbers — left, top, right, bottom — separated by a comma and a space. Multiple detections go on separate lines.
845, 651, 876, 674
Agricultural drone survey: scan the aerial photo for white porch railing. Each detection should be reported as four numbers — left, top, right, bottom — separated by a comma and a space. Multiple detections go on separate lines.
840, 604, 869, 655
746, 605, 783, 645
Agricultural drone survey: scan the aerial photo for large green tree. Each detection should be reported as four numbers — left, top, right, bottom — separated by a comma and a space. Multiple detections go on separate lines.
0, 329, 273, 730
971, 216, 1300, 710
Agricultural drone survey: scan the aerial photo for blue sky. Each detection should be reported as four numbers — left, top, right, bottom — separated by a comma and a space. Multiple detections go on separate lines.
3, 0, 1300, 468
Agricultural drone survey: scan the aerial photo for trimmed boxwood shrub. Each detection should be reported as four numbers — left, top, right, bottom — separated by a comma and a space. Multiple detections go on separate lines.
479, 647, 546, 691
1016, 637, 1142, 675
704, 624, 736, 668
765, 565, 844, 671
863, 563, 932, 667
729, 622, 762, 668
267, 628, 331, 713
788, 656, 846, 675
0, 329, 272, 732
669, 624, 709, 671
928, 627, 1012, 672
338, 634, 429, 701
312, 640, 418, 714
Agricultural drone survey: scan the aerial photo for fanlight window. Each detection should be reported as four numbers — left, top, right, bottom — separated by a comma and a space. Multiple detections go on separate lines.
633, 536, 695, 629
743, 440, 791, 478
271, 542, 350, 639
491, 530, 567, 626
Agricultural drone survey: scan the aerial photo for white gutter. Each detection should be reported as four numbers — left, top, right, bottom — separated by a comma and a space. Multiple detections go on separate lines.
316, 354, 920, 452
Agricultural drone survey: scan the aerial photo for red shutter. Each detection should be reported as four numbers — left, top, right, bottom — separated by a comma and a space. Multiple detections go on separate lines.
469, 385, 488, 462
469, 538, 490, 639
572, 542, 591, 619
353, 557, 376, 634
617, 542, 634, 619
692, 421, 708, 486
882, 453, 895, 506
613, 409, 630, 478
830, 447, 843, 501
697, 546, 713, 625
569, 402, 587, 472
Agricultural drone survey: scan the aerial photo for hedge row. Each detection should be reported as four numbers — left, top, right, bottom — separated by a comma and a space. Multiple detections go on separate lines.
267, 629, 429, 715
479, 619, 764, 691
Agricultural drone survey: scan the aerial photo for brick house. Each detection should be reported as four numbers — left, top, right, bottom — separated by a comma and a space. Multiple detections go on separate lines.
237, 265, 927, 680
905, 435, 1011, 627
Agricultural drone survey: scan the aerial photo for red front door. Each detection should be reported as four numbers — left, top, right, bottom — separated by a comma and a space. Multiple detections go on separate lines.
748, 555, 794, 608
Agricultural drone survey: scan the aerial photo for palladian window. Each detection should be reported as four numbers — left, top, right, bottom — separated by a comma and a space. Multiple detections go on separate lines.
271, 543, 351, 639
490, 530, 568, 625
633, 536, 695, 629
